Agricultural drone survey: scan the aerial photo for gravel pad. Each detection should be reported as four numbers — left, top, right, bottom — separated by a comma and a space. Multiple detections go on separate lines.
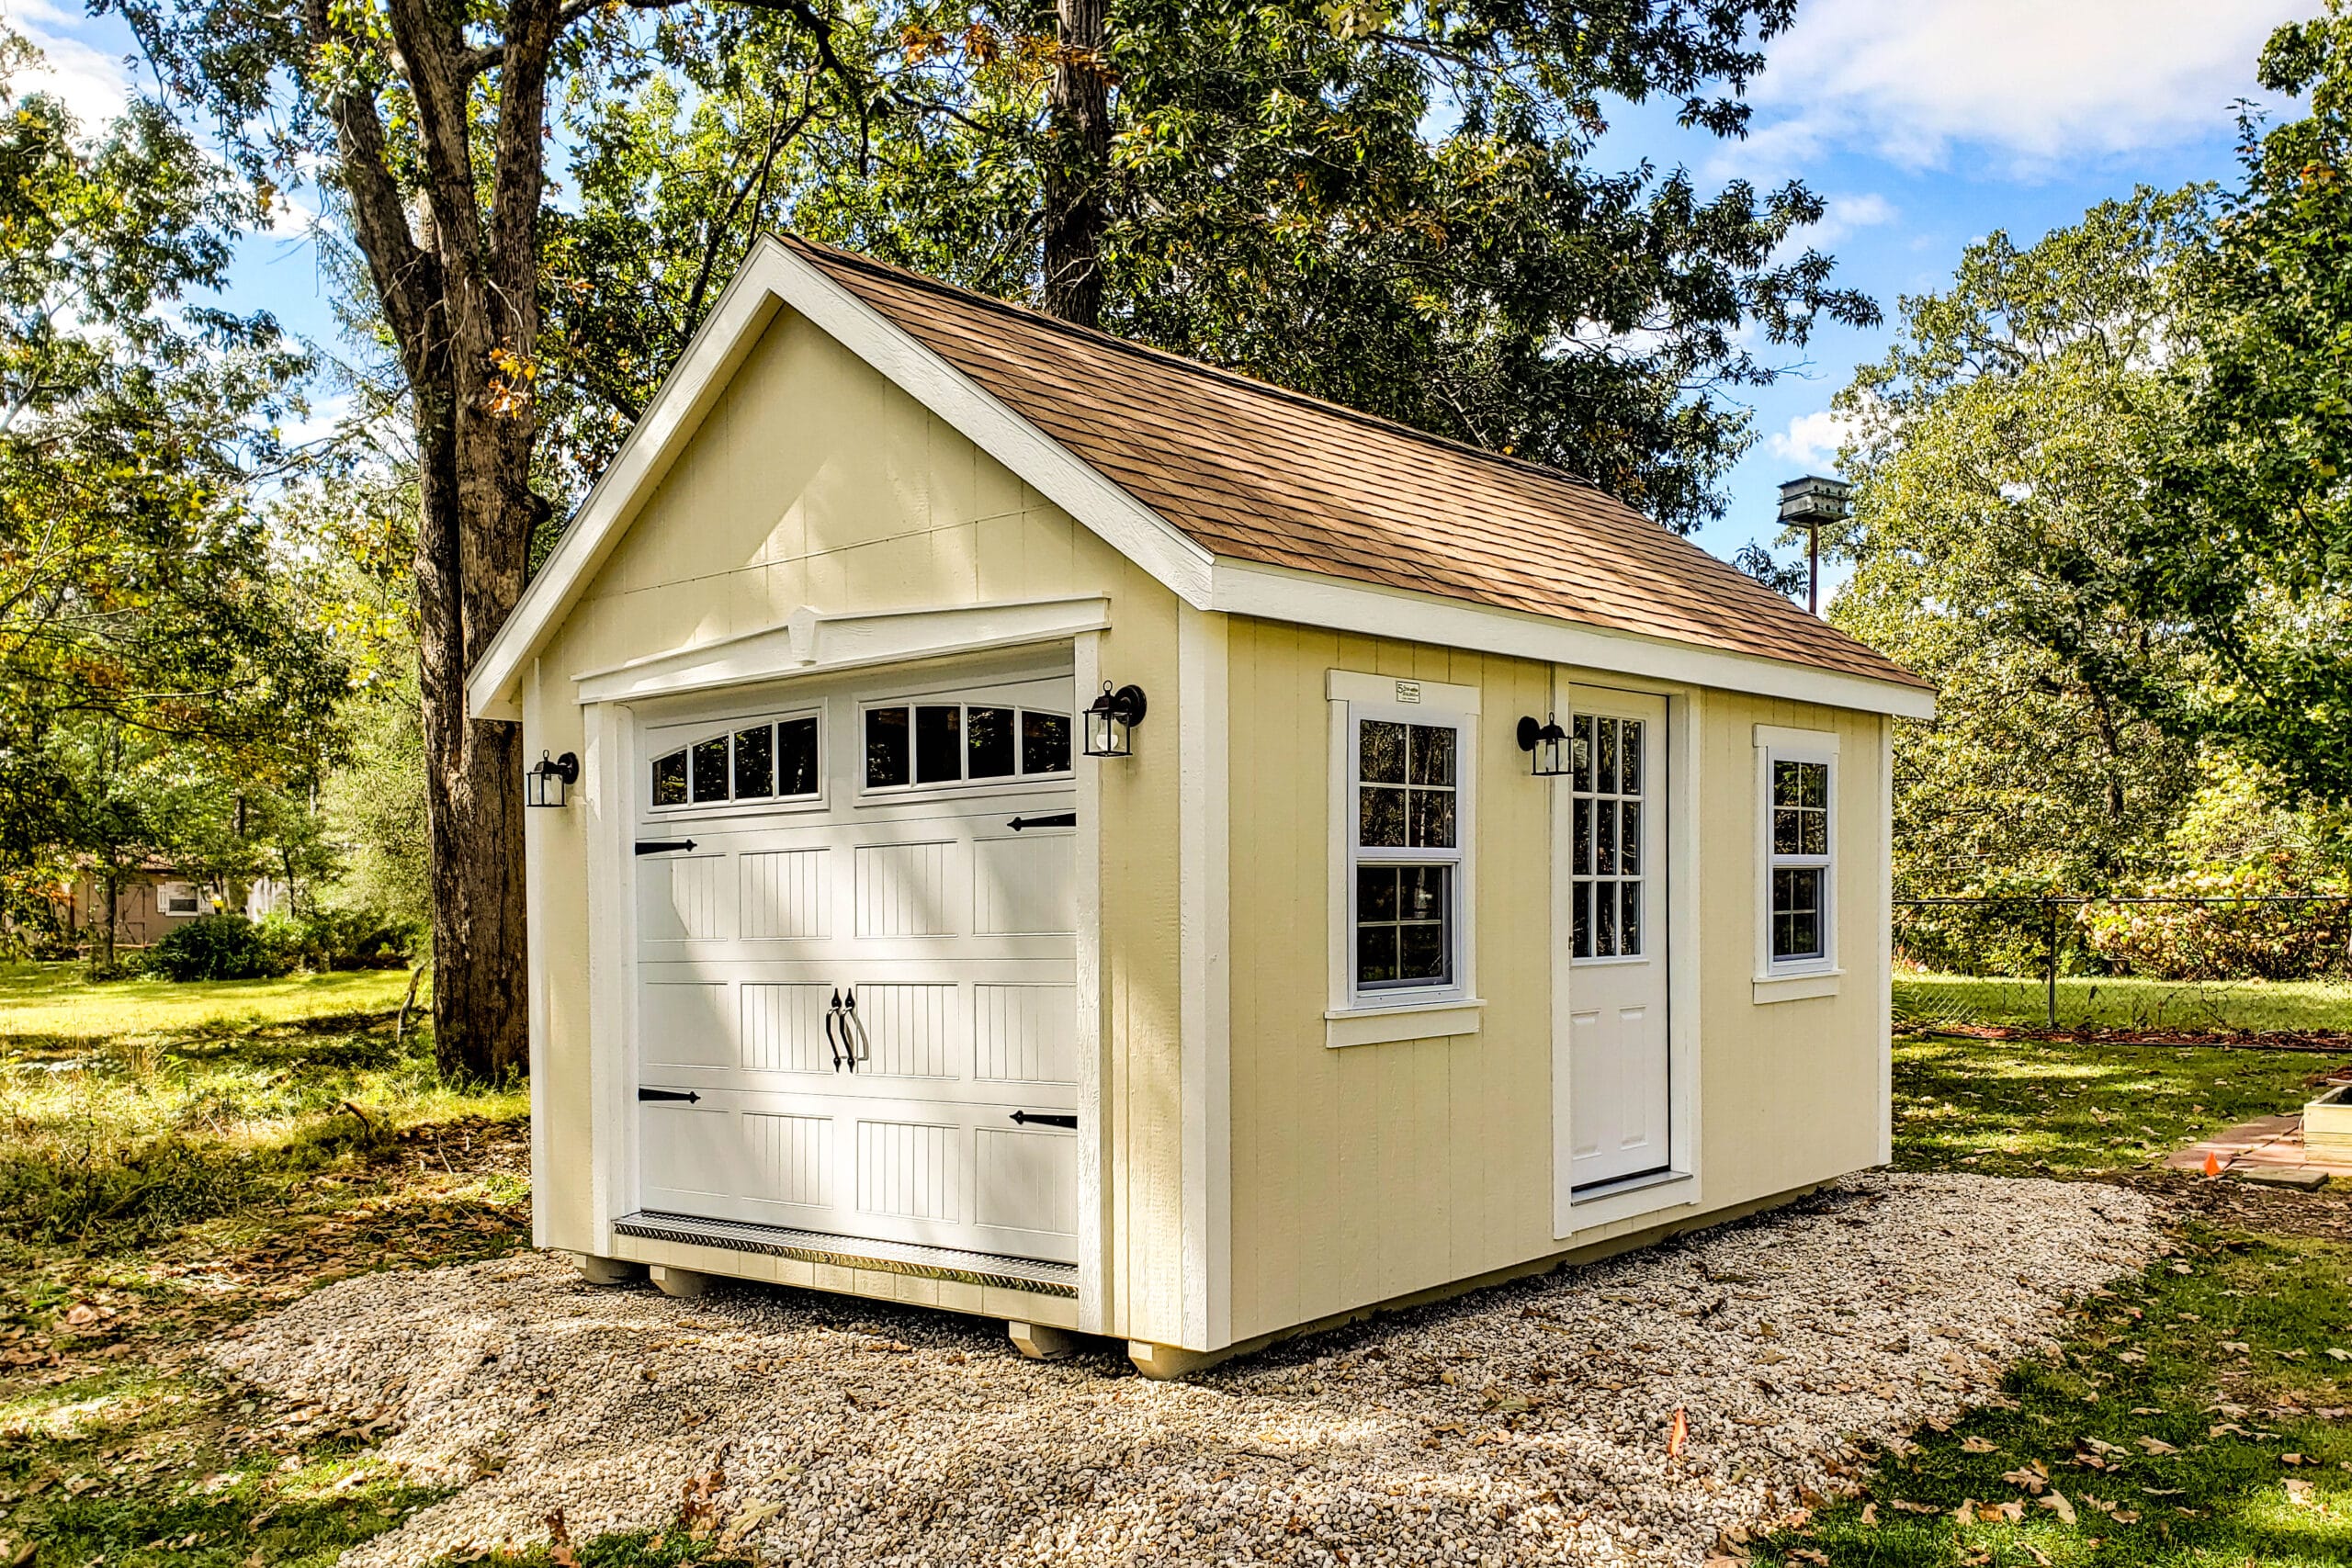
214, 1173, 2158, 1565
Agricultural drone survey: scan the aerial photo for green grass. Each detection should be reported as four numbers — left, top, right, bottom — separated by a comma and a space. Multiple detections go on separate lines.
1750, 1226, 2352, 1568
1895, 972, 2352, 1036
0, 962, 417, 1042
1891, 1032, 2337, 1178
0, 963, 526, 1568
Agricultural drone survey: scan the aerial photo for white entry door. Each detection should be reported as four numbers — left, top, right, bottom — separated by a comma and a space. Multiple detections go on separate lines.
630, 668, 1082, 1265
1560, 685, 1671, 1191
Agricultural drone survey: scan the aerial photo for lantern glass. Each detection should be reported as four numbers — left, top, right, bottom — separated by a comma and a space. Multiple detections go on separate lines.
1081, 682, 1147, 758
1517, 714, 1572, 777
526, 750, 578, 808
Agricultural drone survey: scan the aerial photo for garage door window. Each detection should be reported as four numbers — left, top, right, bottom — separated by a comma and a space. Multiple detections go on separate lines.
864, 701, 1071, 792
651, 715, 820, 808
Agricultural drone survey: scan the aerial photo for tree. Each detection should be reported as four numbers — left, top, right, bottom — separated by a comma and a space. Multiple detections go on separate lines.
2135, 2, 2352, 805
1824, 189, 2213, 892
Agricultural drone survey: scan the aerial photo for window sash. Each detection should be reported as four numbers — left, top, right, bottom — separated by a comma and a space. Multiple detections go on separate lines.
1346, 705, 1469, 1005
650, 711, 822, 810
1761, 746, 1835, 971
858, 698, 1074, 794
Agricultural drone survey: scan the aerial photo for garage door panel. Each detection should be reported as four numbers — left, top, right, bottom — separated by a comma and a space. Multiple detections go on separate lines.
741, 983, 832, 1072
975, 1127, 1078, 1236
975, 983, 1076, 1084
642, 1104, 737, 1199
855, 841, 957, 937
640, 854, 730, 942
741, 848, 830, 939
855, 1119, 962, 1223
642, 981, 733, 1068
744, 1111, 832, 1208
850, 983, 955, 1077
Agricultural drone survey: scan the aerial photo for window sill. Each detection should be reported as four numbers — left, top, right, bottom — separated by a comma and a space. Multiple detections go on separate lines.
1325, 998, 1485, 1048
1754, 968, 1843, 1004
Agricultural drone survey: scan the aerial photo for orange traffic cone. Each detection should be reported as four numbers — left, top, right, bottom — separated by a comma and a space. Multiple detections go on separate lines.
2202, 1151, 2222, 1178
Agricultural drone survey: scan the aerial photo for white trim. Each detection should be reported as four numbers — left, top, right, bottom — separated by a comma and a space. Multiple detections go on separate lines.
1755, 725, 1841, 980
1877, 714, 1896, 1166
1177, 605, 1232, 1350
1327, 681, 1479, 1016
524, 658, 553, 1251
1072, 631, 1109, 1336
1326, 998, 1485, 1049
583, 699, 634, 1246
469, 239, 1209, 719
1753, 969, 1844, 1004
572, 596, 1109, 708
1231, 561, 1933, 720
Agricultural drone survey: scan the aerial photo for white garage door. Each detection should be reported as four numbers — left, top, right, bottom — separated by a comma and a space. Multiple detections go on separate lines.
630, 670, 1081, 1266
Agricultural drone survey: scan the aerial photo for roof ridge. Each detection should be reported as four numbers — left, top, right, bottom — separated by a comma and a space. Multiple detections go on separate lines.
779, 231, 1637, 509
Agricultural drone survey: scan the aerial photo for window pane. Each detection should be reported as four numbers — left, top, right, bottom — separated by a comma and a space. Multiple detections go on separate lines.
1621, 881, 1642, 956
1596, 877, 1617, 956
1773, 808, 1804, 857
865, 706, 910, 788
1790, 908, 1820, 958
1021, 711, 1071, 775
1771, 867, 1824, 961
1399, 919, 1447, 982
1596, 799, 1617, 875
1408, 787, 1455, 849
1399, 865, 1446, 923
1571, 715, 1592, 792
1408, 724, 1455, 786
691, 738, 729, 802
733, 724, 775, 799
1360, 719, 1407, 784
1773, 759, 1801, 809
1573, 797, 1591, 876
1359, 785, 1406, 848
967, 706, 1016, 779
1598, 717, 1619, 795
1801, 807, 1828, 857
1620, 801, 1641, 874
1572, 882, 1591, 959
1621, 721, 1642, 795
1798, 761, 1827, 809
652, 749, 689, 807
915, 705, 962, 784
1357, 922, 1398, 986
778, 717, 820, 795
1358, 865, 1399, 921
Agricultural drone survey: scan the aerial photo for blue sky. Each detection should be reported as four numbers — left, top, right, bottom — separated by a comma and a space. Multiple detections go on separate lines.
8, 0, 2313, 580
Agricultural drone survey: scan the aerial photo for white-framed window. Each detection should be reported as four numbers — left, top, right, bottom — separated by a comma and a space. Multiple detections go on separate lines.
1756, 727, 1838, 976
858, 696, 1072, 794
157, 882, 202, 917
650, 709, 822, 810
1329, 671, 1478, 1015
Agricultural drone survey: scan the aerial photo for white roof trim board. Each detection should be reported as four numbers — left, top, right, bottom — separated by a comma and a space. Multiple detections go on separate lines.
468, 236, 1933, 722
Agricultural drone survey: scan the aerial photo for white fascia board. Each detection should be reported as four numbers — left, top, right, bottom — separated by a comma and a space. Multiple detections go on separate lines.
467, 234, 1213, 722
1210, 559, 1937, 720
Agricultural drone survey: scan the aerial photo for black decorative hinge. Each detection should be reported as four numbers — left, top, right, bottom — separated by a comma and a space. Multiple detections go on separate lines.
1009, 1110, 1078, 1129
1006, 813, 1078, 832
634, 839, 697, 856
638, 1087, 702, 1103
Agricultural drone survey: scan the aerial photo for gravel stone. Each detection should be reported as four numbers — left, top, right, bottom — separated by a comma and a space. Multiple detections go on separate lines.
214, 1173, 2158, 1565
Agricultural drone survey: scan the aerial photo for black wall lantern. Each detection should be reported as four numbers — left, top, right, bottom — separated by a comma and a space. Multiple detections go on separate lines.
1516, 714, 1573, 777
1082, 682, 1148, 758
526, 750, 580, 807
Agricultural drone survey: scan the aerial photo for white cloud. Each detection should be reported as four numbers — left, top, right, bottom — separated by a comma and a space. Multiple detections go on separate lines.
6, 0, 133, 128
1733, 0, 2305, 174
1765, 409, 1854, 471
1807, 192, 1896, 247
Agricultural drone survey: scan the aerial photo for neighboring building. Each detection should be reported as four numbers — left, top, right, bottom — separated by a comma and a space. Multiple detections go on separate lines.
469, 235, 1935, 1377
64, 863, 214, 949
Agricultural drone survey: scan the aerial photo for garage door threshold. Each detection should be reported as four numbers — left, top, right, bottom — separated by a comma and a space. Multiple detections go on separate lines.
615, 1211, 1079, 1298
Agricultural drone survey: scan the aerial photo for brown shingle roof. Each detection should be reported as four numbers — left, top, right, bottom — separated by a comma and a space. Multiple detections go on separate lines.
789, 235, 1927, 693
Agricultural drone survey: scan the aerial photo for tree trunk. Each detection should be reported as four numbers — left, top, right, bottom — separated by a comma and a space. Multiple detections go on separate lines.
1044, 0, 1111, 327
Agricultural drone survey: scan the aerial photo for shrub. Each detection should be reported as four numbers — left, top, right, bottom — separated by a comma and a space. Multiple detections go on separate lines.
150, 914, 283, 982
253, 908, 417, 973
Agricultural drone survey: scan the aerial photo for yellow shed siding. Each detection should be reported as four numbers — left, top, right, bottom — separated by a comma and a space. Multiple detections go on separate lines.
1223, 620, 1893, 1346
521, 305, 1188, 1343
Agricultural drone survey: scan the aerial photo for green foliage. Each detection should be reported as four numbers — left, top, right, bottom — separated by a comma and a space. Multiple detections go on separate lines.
2135, 2, 2352, 804
1828, 187, 2213, 894
148, 915, 279, 983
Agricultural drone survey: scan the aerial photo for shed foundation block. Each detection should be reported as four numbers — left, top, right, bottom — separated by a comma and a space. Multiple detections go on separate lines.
650, 1264, 722, 1299
1128, 1339, 1227, 1381
571, 1254, 648, 1288
1007, 1321, 1077, 1360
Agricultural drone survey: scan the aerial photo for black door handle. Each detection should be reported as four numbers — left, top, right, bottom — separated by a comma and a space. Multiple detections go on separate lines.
639, 1087, 701, 1103
634, 839, 698, 855
1007, 813, 1077, 831
825, 988, 850, 1072
1010, 1110, 1078, 1129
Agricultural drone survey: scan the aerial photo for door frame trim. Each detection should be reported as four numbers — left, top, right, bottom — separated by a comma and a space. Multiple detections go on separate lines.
1551, 678, 1705, 1239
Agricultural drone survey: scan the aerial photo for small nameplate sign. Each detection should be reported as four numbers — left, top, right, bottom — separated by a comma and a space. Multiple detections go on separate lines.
1395, 680, 1422, 704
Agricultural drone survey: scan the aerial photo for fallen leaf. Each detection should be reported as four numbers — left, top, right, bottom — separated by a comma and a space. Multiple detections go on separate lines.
2220, 1341, 2251, 1355
2040, 1491, 2078, 1526
1790, 1552, 1828, 1566
2002, 1465, 2050, 1494
2286, 1478, 2316, 1506
2324, 1348, 2350, 1362
1860, 1503, 1878, 1526
2136, 1437, 2179, 1456
1962, 1436, 1998, 1454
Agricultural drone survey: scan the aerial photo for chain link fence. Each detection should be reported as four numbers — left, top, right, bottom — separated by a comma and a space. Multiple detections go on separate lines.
1893, 894, 2352, 1038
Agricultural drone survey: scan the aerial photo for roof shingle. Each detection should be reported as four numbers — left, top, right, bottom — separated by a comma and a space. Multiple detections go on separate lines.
789, 235, 1927, 693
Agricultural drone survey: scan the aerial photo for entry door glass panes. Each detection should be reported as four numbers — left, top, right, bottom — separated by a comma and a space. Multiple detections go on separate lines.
1570, 712, 1645, 960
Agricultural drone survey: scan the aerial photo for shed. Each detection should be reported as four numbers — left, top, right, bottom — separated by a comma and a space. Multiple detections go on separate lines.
469, 234, 1935, 1377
